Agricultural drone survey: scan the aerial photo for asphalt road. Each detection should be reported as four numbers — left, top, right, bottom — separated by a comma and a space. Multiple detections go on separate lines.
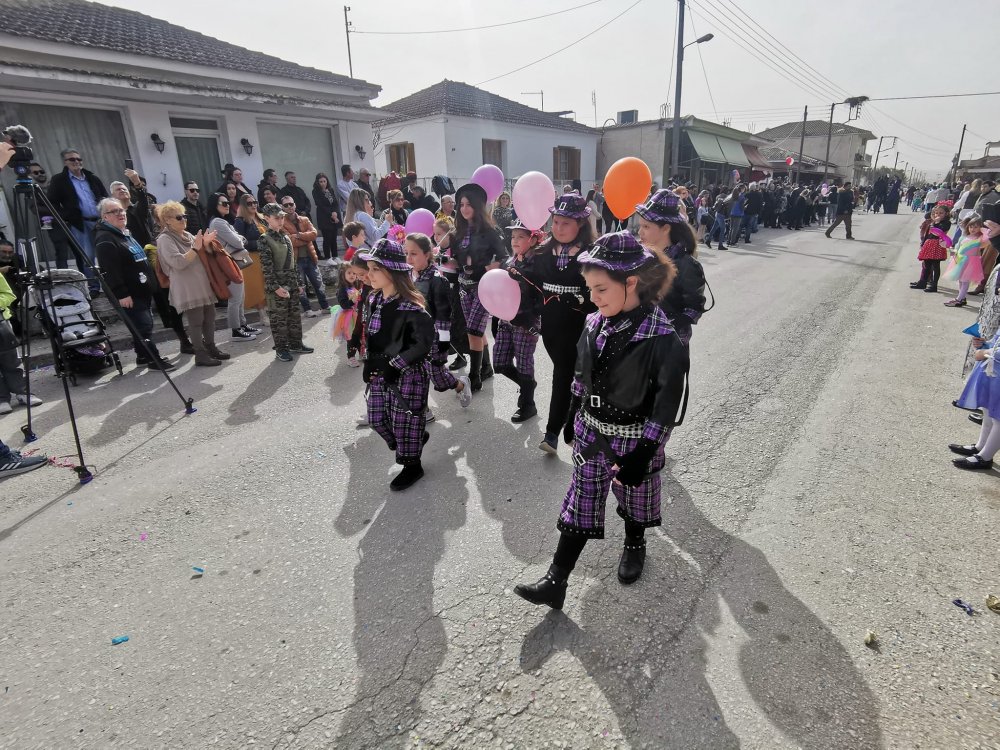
1, 211, 998, 750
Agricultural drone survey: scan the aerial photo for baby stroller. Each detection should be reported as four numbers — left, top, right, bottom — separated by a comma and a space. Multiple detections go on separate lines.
29, 268, 123, 385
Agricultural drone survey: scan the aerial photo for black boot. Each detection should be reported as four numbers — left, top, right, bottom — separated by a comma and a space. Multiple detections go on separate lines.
177, 329, 196, 355
514, 566, 568, 609
448, 352, 468, 371
480, 343, 494, 382
618, 539, 647, 585
468, 350, 484, 392
511, 376, 538, 423
390, 461, 424, 491
910, 266, 929, 289
496, 364, 520, 384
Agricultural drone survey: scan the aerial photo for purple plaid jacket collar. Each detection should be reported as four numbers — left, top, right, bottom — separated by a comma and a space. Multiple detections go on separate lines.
587, 305, 674, 354
368, 291, 423, 334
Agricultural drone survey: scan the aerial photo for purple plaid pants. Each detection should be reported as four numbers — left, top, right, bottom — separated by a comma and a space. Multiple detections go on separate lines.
557, 413, 666, 538
493, 319, 540, 379
460, 285, 491, 337
367, 363, 430, 465
429, 345, 458, 391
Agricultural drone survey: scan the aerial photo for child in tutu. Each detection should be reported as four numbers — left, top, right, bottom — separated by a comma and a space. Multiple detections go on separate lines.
943, 214, 985, 307
330, 263, 362, 347
911, 205, 951, 293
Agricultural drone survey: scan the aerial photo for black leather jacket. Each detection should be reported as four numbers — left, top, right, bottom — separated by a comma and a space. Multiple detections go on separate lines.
658, 245, 706, 337
360, 293, 435, 382
576, 307, 689, 430
414, 267, 452, 329
455, 226, 508, 282
505, 253, 543, 328
46, 168, 108, 230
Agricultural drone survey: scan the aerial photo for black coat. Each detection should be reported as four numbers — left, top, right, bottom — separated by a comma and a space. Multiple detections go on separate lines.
576, 306, 689, 429
46, 168, 108, 230
360, 293, 435, 382
744, 190, 763, 215
125, 187, 152, 247
658, 246, 706, 335
414, 268, 452, 331
505, 253, 543, 328
94, 222, 154, 301
181, 198, 208, 235
454, 226, 509, 281
409, 194, 441, 215
835, 188, 856, 214
312, 187, 341, 231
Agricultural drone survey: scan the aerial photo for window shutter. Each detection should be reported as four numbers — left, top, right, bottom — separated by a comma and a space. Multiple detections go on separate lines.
571, 148, 581, 180
553, 147, 559, 180
406, 143, 416, 173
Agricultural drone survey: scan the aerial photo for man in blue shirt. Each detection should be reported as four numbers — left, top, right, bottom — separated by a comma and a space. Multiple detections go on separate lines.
46, 148, 108, 292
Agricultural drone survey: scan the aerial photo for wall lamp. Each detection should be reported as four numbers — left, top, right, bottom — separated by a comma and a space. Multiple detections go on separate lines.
150, 133, 166, 153
240, 138, 254, 156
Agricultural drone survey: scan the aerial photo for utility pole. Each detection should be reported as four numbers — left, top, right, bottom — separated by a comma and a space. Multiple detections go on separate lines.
592, 91, 598, 128
822, 102, 834, 183
950, 124, 966, 184
669, 0, 686, 183
521, 91, 544, 111
893, 152, 899, 174
343, 6, 354, 78
793, 105, 807, 184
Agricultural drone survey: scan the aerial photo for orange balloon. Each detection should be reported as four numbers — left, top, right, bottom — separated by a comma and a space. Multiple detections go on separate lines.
603, 157, 653, 220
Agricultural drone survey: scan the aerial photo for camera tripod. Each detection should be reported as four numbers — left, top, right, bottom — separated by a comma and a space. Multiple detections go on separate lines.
8, 175, 196, 484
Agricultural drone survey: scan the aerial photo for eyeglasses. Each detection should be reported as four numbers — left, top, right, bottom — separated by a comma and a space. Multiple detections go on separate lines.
246, 200, 257, 205
30, 170, 45, 175
187, 188, 200, 193
219, 201, 229, 207
64, 157, 82, 163
173, 215, 187, 221
281, 203, 295, 208
103, 209, 126, 216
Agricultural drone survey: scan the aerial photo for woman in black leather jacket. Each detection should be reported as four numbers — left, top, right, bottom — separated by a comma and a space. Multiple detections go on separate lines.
453, 183, 508, 390
636, 189, 707, 345
356, 239, 436, 492
526, 193, 597, 454
514, 231, 689, 610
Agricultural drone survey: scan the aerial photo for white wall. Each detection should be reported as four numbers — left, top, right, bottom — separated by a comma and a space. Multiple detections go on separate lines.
596, 122, 668, 185
444, 116, 597, 184
376, 117, 448, 180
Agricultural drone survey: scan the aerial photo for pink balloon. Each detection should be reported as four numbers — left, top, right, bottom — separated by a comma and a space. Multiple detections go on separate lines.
477, 268, 520, 321
404, 208, 435, 237
513, 171, 555, 231
472, 164, 505, 203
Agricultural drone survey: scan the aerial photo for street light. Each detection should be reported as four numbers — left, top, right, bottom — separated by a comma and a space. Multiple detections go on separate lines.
669, 0, 713, 182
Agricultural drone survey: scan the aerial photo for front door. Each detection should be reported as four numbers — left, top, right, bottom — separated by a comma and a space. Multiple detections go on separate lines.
175, 135, 222, 201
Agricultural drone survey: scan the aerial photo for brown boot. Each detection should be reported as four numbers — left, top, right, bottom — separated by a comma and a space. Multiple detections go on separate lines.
207, 346, 231, 361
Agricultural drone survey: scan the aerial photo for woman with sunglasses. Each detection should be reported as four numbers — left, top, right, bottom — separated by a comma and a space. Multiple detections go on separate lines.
208, 193, 258, 342
154, 201, 227, 366
234, 194, 268, 326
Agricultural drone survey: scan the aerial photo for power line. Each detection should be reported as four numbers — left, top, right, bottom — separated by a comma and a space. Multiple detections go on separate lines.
476, 0, 644, 86
868, 91, 1000, 103
697, 0, 845, 101
688, 9, 718, 121
352, 0, 608, 35
665, 0, 677, 117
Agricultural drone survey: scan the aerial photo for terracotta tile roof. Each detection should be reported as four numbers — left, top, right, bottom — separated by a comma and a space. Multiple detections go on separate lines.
755, 120, 875, 141
378, 80, 595, 134
0, 0, 378, 92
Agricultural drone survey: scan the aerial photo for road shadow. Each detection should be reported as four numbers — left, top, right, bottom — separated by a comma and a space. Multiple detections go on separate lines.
323, 348, 367, 408
332, 422, 468, 748
519, 461, 882, 749
225, 357, 297, 426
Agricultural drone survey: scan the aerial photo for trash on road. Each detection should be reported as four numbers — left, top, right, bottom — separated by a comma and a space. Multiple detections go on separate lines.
986, 594, 1000, 614
952, 598, 975, 616
139, 533, 148, 541
864, 630, 879, 649
192, 566, 205, 574
111, 636, 129, 645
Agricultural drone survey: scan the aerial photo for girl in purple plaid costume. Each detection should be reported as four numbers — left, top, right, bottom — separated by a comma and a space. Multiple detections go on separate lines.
515, 231, 689, 610
453, 183, 509, 391
358, 239, 436, 491
497, 219, 545, 423
404, 233, 473, 409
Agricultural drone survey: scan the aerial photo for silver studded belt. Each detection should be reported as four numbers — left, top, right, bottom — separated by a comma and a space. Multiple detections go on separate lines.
542, 283, 584, 294
580, 408, 644, 439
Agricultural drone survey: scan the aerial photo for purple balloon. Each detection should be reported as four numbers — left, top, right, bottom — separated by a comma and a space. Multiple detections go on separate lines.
471, 164, 505, 203
512, 171, 555, 231
477, 268, 520, 321
404, 208, 435, 237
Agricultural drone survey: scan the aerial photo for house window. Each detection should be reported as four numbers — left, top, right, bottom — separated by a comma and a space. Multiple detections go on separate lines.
387, 142, 416, 174
552, 146, 581, 182
482, 139, 505, 169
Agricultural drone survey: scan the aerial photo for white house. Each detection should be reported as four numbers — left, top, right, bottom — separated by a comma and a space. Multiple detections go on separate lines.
374, 80, 598, 190
754, 120, 874, 185
0, 0, 382, 233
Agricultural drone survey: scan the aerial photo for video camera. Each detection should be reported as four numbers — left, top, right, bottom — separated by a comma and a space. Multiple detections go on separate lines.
2, 124, 34, 177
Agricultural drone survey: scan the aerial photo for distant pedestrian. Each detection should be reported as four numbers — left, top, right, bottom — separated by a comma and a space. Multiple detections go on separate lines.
825, 182, 856, 240
259, 203, 314, 362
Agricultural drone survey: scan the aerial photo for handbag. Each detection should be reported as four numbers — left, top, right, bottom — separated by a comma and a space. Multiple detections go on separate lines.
230, 248, 254, 269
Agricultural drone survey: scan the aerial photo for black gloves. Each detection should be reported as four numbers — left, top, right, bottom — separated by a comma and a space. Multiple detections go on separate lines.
559, 292, 584, 307
382, 365, 400, 384
615, 439, 658, 487
437, 339, 451, 353
563, 395, 581, 445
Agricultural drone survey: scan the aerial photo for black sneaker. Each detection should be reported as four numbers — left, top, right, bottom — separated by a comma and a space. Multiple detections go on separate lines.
149, 359, 176, 372
289, 344, 314, 354
0, 449, 47, 478
241, 324, 261, 334
275, 349, 293, 362
231, 328, 256, 342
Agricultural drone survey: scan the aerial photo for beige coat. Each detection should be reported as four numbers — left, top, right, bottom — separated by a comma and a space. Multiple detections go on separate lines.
156, 230, 216, 312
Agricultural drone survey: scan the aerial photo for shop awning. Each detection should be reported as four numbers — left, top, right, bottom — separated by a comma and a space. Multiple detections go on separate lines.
717, 136, 750, 167
742, 143, 771, 170
686, 130, 726, 163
